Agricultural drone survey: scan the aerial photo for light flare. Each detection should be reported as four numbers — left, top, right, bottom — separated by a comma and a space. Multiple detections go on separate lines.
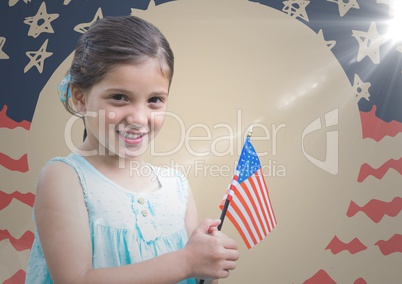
386, 1, 402, 44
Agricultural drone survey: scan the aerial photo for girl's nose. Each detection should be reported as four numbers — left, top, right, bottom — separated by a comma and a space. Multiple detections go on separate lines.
126, 106, 148, 127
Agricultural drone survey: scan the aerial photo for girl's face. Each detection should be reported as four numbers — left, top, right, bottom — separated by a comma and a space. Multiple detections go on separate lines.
78, 59, 170, 159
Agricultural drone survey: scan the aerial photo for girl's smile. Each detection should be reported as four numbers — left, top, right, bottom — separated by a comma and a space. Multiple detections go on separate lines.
118, 129, 148, 145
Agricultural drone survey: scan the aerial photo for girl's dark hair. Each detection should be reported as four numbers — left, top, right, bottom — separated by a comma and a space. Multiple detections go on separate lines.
63, 15, 174, 117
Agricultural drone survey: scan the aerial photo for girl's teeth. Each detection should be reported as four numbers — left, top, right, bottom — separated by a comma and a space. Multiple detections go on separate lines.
122, 132, 141, 139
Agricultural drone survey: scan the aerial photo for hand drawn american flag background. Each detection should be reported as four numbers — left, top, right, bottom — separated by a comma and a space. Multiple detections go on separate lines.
1, 0, 401, 283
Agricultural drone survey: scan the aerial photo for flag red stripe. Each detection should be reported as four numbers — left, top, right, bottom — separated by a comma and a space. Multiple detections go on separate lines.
222, 170, 277, 248
219, 182, 259, 248
253, 176, 270, 236
256, 170, 275, 229
220, 179, 237, 206
226, 209, 253, 249
249, 173, 270, 235
237, 181, 263, 239
240, 177, 268, 237
230, 196, 262, 247
227, 198, 257, 248
233, 181, 266, 245
221, 189, 261, 248
233, 182, 263, 241
255, 170, 276, 230
258, 169, 277, 227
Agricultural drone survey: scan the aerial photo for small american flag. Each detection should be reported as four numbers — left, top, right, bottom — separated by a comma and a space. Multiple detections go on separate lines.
220, 136, 277, 249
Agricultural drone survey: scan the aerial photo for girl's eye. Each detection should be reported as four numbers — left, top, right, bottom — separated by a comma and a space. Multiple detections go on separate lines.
149, 97, 163, 104
111, 94, 127, 101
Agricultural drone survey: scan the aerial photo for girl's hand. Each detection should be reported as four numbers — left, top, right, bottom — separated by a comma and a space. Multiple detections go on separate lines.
183, 219, 239, 280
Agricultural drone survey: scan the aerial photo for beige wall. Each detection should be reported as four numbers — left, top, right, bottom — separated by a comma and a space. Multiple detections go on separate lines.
1, 1, 401, 283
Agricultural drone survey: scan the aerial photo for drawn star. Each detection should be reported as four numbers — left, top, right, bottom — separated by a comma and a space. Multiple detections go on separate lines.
282, 0, 310, 22
353, 74, 371, 102
0, 37, 9, 59
63, 0, 72, 5
24, 2, 59, 38
318, 29, 336, 50
327, 0, 360, 17
24, 39, 53, 74
74, 7, 103, 34
131, 0, 156, 15
352, 22, 387, 64
9, 0, 31, 7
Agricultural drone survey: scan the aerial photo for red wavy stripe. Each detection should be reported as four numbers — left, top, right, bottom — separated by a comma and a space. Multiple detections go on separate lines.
303, 269, 336, 284
0, 105, 31, 130
357, 157, 402, 182
360, 105, 402, 142
325, 235, 367, 254
0, 229, 34, 251
0, 191, 35, 210
354, 278, 367, 284
0, 153, 29, 172
375, 234, 402, 255
3, 269, 26, 284
346, 197, 402, 223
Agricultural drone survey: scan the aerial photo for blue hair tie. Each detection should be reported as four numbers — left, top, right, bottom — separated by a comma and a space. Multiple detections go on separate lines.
58, 74, 72, 103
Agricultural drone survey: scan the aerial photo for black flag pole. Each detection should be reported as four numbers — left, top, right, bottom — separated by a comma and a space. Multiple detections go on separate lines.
217, 198, 230, 231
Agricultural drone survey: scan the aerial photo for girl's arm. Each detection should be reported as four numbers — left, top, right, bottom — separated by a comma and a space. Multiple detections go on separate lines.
35, 161, 238, 284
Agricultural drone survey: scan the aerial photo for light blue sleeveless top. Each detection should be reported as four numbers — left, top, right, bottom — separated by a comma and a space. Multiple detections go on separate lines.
26, 153, 197, 284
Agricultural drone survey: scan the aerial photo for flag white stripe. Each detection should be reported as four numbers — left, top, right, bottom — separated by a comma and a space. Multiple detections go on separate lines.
231, 190, 262, 244
229, 185, 262, 244
253, 170, 274, 230
250, 173, 270, 234
257, 169, 277, 229
232, 182, 264, 243
240, 178, 267, 238
260, 170, 276, 231
227, 204, 255, 248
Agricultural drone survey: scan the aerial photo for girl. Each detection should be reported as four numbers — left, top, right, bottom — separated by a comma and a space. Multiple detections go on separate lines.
26, 15, 239, 284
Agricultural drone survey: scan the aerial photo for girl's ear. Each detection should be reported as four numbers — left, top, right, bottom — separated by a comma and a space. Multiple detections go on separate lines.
71, 85, 86, 114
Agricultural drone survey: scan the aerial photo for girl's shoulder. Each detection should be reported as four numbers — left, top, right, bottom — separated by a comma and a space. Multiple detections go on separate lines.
43, 152, 86, 175
35, 154, 85, 210
41, 154, 77, 177
37, 153, 86, 193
